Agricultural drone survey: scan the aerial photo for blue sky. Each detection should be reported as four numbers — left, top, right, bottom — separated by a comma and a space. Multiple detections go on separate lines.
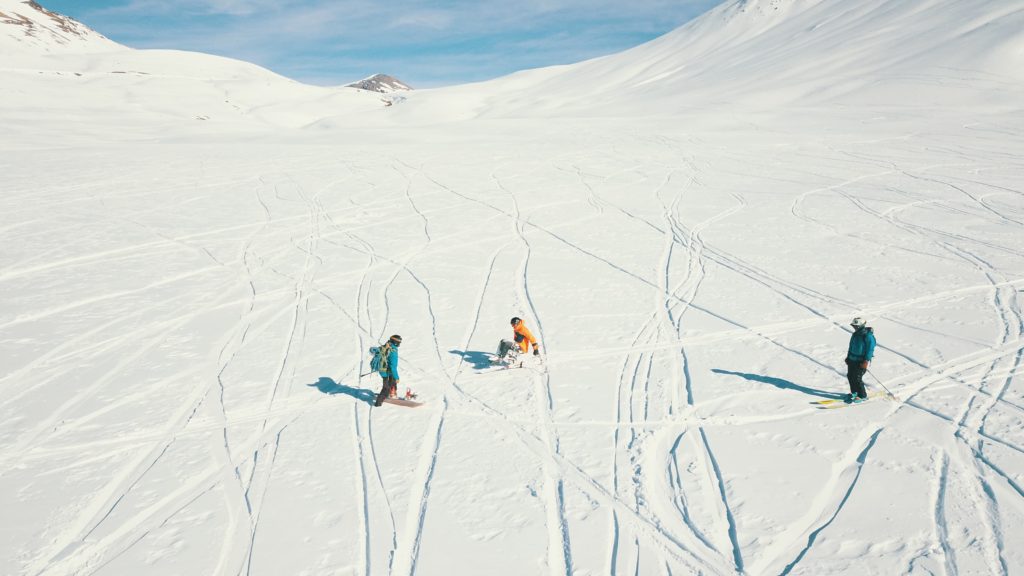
40, 0, 721, 87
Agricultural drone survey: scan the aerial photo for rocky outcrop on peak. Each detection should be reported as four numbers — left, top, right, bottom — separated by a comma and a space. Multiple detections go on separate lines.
346, 74, 413, 93
0, 0, 122, 53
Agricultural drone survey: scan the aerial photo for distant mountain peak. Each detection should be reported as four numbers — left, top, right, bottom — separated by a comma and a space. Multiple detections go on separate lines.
0, 0, 121, 53
346, 74, 413, 93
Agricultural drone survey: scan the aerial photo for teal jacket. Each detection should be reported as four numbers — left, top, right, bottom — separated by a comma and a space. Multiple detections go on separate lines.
378, 344, 399, 379
847, 327, 876, 362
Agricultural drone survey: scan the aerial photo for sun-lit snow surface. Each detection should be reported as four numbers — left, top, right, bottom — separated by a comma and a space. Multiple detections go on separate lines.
383, 0, 1024, 121
2, 0, 1024, 575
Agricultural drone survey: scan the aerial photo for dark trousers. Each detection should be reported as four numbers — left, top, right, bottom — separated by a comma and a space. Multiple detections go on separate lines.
846, 359, 867, 398
497, 339, 516, 359
375, 376, 397, 406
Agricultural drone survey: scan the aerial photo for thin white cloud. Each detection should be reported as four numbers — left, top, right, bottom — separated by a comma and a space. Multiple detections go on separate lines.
386, 10, 456, 31
207, 0, 287, 16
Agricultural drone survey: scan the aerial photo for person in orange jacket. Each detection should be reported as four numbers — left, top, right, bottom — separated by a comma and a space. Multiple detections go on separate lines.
511, 317, 540, 355
494, 316, 541, 363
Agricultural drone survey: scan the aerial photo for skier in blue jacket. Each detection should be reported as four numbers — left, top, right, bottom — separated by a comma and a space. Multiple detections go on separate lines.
845, 317, 876, 402
374, 334, 401, 407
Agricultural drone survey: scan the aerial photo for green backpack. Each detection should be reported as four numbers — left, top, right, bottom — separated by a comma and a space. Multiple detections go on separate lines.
369, 342, 391, 373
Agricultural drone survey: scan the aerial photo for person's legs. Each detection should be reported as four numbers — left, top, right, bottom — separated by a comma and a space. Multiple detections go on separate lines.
375, 376, 397, 406
496, 340, 522, 365
497, 340, 514, 358
846, 360, 867, 399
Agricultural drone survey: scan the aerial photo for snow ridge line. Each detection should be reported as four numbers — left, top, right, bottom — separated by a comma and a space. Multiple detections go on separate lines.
546, 277, 1024, 366
0, 309, 204, 470
652, 169, 688, 414
400, 398, 446, 576
351, 407, 372, 576
242, 431, 285, 576
505, 175, 572, 575
309, 174, 398, 576
0, 265, 222, 331
667, 432, 720, 554
211, 176, 276, 576
428, 158, 733, 565
0, 287, 231, 412
28, 411, 305, 576
606, 177, 693, 569
407, 222, 508, 574
698, 427, 744, 573
608, 325, 651, 572
243, 177, 318, 574
366, 409, 400, 575
969, 441, 1024, 499
0, 217, 308, 284
442, 378, 727, 573
358, 159, 461, 576
776, 428, 884, 576
933, 451, 957, 576
950, 433, 1009, 576
604, 164, 693, 482
658, 163, 748, 571
397, 448, 446, 573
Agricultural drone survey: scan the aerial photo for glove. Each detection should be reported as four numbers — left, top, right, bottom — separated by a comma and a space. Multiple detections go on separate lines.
860, 361, 869, 369
533, 347, 541, 356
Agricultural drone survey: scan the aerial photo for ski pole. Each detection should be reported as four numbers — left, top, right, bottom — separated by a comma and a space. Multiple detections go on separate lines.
867, 369, 896, 399
358, 371, 375, 378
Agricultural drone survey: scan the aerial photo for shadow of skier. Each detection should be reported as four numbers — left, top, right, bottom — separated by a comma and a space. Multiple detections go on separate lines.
711, 369, 844, 400
448, 349, 494, 369
307, 377, 377, 405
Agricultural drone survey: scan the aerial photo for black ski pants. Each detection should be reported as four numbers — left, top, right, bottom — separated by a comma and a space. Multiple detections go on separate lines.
846, 359, 867, 399
375, 375, 397, 406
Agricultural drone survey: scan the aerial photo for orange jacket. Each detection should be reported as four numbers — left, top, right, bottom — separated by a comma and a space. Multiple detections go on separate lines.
513, 322, 538, 353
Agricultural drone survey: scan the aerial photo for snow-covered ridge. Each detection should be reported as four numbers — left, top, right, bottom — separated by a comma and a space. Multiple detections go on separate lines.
0, 0, 391, 133
0, 0, 122, 53
409, 0, 1024, 119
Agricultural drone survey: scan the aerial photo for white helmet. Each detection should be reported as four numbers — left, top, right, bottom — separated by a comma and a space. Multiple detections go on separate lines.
850, 317, 867, 328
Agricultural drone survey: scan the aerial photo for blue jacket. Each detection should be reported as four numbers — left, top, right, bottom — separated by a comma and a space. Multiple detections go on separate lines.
847, 327, 876, 362
378, 344, 400, 379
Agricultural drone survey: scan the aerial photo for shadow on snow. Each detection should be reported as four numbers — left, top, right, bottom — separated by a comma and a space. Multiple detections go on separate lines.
448, 349, 493, 369
711, 368, 844, 401
307, 377, 377, 405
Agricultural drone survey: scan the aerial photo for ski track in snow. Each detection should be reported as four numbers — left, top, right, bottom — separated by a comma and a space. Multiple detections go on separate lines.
505, 175, 573, 576
3, 119, 1024, 576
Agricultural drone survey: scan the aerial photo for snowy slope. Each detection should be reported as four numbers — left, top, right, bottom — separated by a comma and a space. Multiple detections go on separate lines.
0, 0, 387, 136
557, 0, 1024, 110
2, 1, 1024, 575
389, 0, 1024, 120
0, 47, 391, 136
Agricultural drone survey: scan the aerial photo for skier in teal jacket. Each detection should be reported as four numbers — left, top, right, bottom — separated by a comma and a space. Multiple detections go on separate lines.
374, 334, 401, 406
845, 317, 876, 402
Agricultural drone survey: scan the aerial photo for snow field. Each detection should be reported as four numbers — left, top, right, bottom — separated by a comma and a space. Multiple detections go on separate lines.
2, 105, 1023, 575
